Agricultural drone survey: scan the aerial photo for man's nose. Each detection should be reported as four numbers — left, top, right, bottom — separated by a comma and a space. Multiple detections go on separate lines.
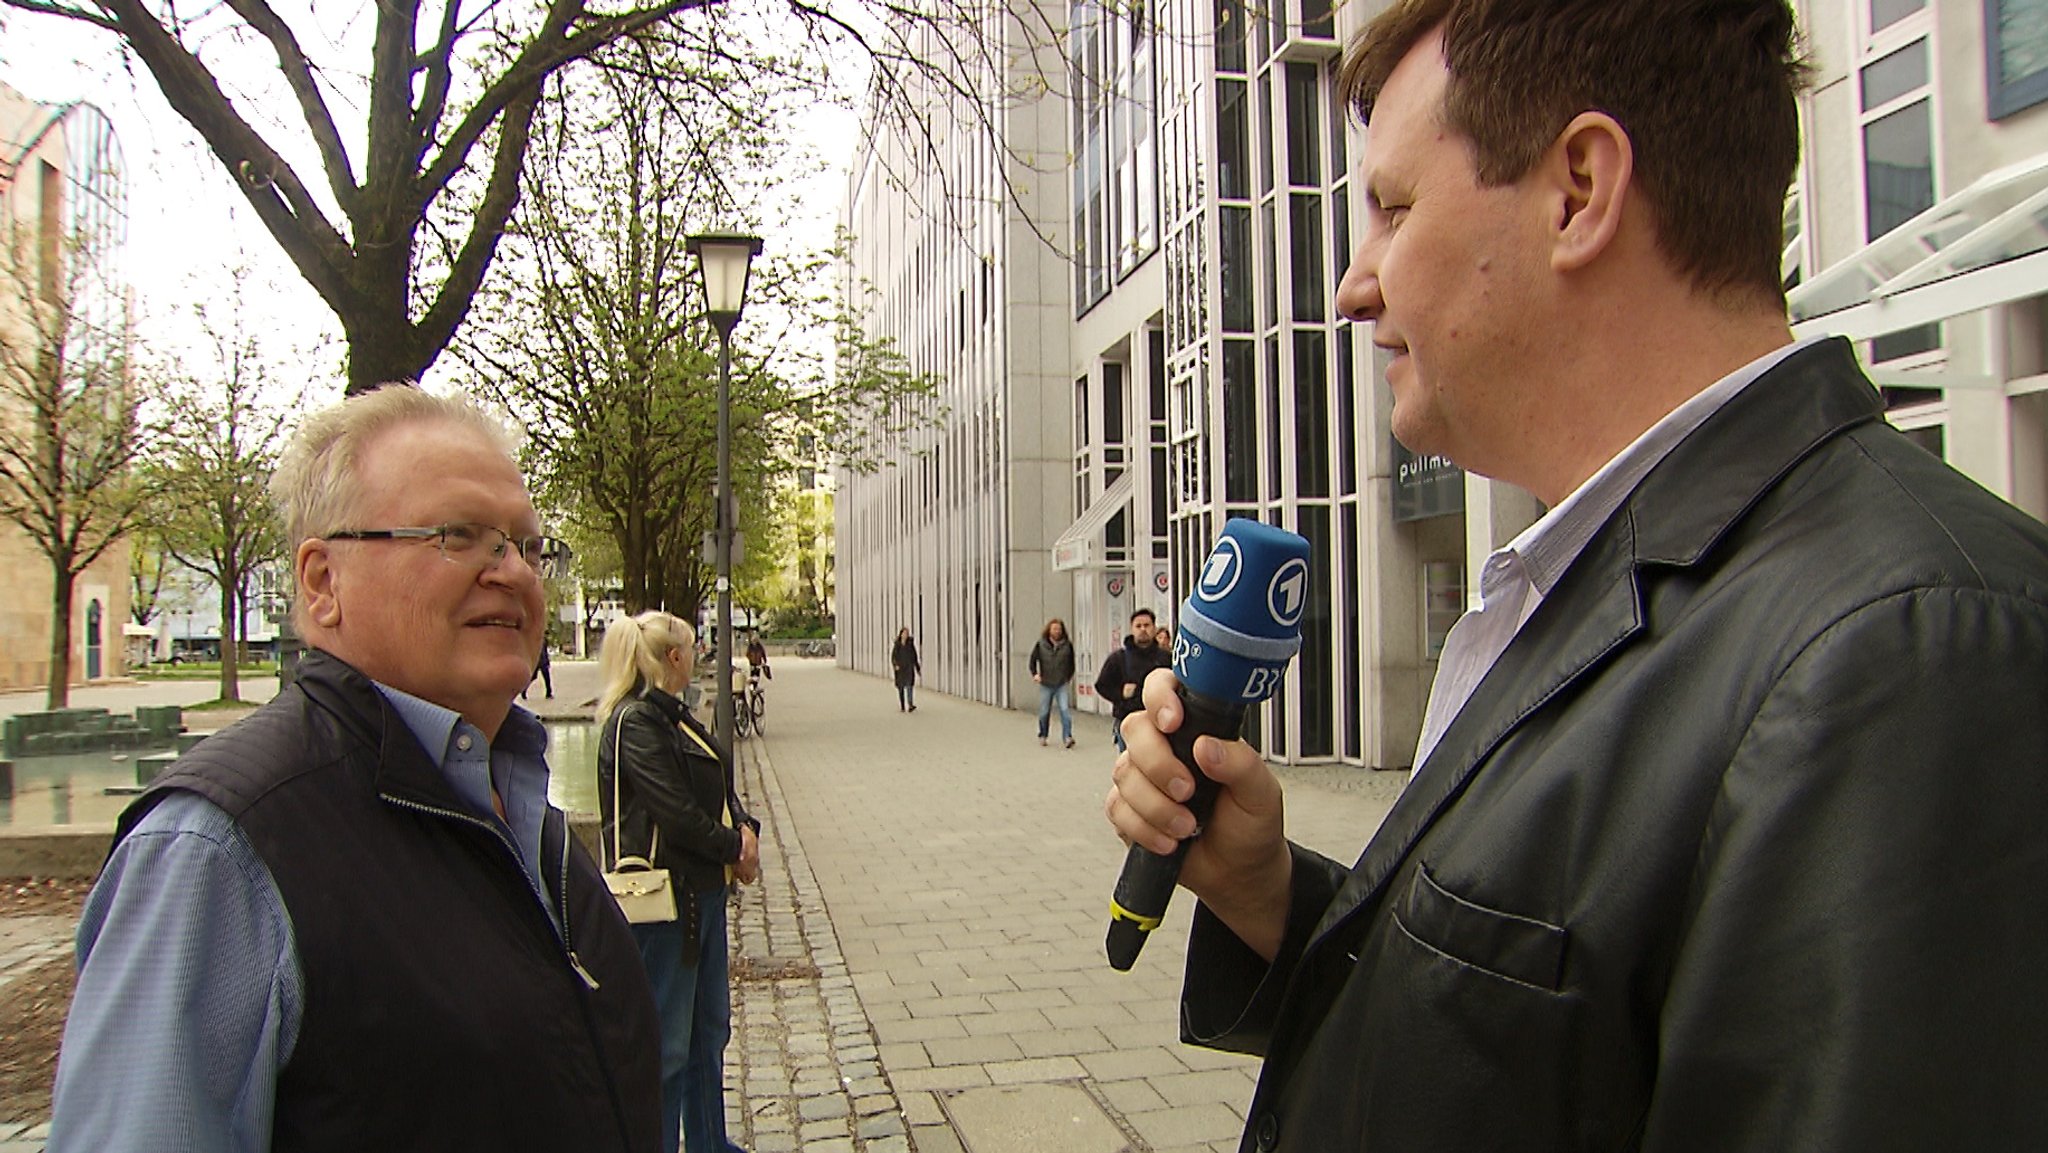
1335, 239, 1382, 324
483, 545, 542, 587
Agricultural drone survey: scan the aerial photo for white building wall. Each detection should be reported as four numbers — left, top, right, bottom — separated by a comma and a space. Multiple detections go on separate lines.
836, 1, 1074, 710
1794, 0, 2048, 524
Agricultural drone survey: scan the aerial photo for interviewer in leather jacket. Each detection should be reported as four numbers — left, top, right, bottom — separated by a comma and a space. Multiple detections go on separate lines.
597, 611, 760, 1153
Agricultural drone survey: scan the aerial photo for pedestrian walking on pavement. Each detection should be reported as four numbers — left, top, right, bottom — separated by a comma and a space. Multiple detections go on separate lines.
524, 635, 553, 698
1028, 618, 1077, 748
1093, 608, 1171, 752
891, 627, 920, 712
598, 610, 762, 1153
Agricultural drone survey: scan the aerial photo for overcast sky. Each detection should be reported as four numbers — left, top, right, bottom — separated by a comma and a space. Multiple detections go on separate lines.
0, 8, 858, 391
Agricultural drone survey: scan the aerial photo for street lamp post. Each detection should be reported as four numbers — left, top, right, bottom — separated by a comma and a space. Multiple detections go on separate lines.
686, 232, 763, 753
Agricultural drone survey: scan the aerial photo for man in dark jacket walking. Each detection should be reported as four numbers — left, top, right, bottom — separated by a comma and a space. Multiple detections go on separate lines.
51, 387, 662, 1153
1093, 608, 1171, 751
1107, 2, 2048, 1150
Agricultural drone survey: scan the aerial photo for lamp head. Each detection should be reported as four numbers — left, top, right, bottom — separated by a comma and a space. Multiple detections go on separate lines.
686, 232, 764, 331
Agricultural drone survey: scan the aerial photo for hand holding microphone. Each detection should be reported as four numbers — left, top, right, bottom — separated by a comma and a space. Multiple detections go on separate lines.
1105, 519, 1309, 971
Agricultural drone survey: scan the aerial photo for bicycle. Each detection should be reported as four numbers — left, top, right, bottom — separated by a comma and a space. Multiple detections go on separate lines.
729, 663, 766, 739
743, 665, 767, 736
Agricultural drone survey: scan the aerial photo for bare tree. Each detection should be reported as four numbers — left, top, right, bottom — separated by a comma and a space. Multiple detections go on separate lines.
0, 215, 152, 707
148, 268, 300, 703
3, 0, 1074, 395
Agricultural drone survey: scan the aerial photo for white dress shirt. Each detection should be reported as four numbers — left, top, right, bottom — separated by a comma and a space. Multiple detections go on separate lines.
1411, 336, 1825, 775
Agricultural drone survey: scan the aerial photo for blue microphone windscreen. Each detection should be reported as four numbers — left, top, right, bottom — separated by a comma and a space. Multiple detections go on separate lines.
1173, 519, 1310, 705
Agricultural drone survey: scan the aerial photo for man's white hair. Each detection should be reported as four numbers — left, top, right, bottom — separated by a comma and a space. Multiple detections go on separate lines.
269, 384, 520, 548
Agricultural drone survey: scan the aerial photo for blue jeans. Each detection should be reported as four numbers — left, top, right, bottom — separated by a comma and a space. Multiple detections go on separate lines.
632, 888, 740, 1153
1035, 682, 1072, 741
897, 682, 915, 709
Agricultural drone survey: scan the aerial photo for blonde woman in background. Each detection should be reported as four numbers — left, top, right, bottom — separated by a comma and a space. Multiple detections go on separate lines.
596, 611, 761, 1153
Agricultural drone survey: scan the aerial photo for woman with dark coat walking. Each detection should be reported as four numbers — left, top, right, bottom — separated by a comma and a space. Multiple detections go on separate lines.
1028, 618, 1077, 747
891, 627, 920, 712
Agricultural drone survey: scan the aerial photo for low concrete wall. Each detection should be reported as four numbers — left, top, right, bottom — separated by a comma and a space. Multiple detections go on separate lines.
0, 825, 115, 879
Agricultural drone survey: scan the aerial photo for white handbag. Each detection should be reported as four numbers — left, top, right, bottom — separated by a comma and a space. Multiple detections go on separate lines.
603, 704, 677, 924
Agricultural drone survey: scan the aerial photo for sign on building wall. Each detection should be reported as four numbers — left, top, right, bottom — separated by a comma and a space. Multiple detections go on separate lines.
1054, 537, 1093, 571
1392, 437, 1466, 523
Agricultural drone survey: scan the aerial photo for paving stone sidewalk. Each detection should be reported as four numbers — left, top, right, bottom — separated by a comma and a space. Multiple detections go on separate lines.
730, 660, 1404, 1153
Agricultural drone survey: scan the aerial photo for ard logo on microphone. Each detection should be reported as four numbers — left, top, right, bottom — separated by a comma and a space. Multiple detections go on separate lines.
1267, 559, 1307, 628
1196, 539, 1245, 602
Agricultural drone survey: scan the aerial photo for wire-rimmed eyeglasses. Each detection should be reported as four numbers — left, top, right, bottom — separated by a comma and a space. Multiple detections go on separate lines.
323, 522, 574, 580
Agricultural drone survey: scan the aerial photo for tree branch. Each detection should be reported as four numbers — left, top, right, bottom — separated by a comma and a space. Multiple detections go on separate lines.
0, 0, 119, 31
414, 0, 711, 208
218, 0, 360, 214
92, 0, 363, 315
409, 0, 468, 155
413, 81, 539, 376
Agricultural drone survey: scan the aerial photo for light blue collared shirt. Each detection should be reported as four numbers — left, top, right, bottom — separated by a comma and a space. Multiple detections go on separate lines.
48, 683, 557, 1153
1413, 336, 1825, 774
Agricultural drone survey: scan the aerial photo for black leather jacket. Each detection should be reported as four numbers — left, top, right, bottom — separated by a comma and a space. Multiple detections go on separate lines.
1183, 339, 2048, 1152
598, 686, 758, 894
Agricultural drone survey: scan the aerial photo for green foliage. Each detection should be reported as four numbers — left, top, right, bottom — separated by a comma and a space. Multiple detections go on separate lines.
455, 33, 932, 620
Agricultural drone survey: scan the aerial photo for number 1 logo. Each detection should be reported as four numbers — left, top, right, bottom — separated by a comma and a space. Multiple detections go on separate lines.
1195, 538, 1244, 602
1267, 559, 1308, 627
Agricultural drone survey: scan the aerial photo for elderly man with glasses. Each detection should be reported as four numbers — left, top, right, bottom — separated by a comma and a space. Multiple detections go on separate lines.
50, 387, 664, 1153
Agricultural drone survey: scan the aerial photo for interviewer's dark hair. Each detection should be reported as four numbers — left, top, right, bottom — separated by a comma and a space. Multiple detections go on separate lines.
1338, 0, 1812, 308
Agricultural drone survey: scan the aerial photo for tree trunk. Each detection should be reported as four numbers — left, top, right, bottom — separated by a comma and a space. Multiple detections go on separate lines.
342, 310, 431, 395
45, 555, 73, 710
218, 571, 242, 703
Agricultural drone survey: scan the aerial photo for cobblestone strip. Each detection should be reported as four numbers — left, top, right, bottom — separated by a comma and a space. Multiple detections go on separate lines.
728, 736, 917, 1153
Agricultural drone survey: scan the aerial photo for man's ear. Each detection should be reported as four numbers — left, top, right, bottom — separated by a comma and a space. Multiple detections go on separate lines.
297, 538, 343, 629
1545, 111, 1632, 273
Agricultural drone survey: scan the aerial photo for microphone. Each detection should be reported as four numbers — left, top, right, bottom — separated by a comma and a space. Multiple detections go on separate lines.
1106, 518, 1310, 971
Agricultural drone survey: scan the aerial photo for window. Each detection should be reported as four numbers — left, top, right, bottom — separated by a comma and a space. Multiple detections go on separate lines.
1300, 0, 1335, 40
38, 160, 62, 302
1870, 0, 1925, 35
1223, 340, 1259, 502
1284, 63, 1321, 186
1289, 194, 1325, 321
1218, 81, 1251, 200
1298, 506, 1333, 758
1857, 16, 1941, 364
1294, 332, 1329, 498
1071, 0, 1159, 310
1216, 0, 1247, 73
1076, 375, 1092, 449
1103, 361, 1127, 445
1220, 205, 1254, 331
1987, 0, 2048, 119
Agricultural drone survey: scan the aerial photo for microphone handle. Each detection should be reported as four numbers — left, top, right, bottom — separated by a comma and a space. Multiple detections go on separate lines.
1106, 686, 1247, 971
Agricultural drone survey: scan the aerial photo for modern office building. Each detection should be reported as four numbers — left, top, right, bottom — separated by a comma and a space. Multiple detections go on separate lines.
0, 81, 132, 692
835, 10, 1076, 707
1788, 0, 2048, 522
839, 0, 2048, 767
